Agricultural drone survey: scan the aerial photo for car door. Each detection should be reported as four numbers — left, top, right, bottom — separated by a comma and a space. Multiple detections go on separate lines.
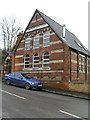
9, 73, 16, 84
11, 73, 19, 85
14, 73, 26, 86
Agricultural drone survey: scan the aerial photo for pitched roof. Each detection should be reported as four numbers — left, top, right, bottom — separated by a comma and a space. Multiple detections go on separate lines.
14, 9, 90, 56
37, 9, 90, 56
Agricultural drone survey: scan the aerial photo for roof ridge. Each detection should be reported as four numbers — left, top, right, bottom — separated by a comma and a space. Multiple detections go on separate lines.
37, 10, 89, 55
14, 9, 90, 56
37, 9, 63, 27
37, 9, 76, 37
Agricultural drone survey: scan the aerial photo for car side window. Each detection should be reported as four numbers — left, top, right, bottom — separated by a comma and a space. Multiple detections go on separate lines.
16, 73, 23, 78
12, 73, 19, 78
10, 73, 14, 77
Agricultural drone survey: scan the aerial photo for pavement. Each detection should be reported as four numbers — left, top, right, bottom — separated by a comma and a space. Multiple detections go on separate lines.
42, 86, 90, 100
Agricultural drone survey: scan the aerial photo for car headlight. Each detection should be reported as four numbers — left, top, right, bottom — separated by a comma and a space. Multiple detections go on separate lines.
31, 82, 35, 85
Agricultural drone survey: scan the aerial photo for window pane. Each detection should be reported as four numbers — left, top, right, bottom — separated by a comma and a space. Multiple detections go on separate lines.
33, 34, 39, 48
33, 64, 38, 68
79, 54, 85, 72
43, 59, 49, 63
34, 57, 39, 60
33, 53, 39, 68
43, 63, 49, 67
33, 44, 39, 48
25, 35, 30, 50
25, 58, 29, 61
25, 65, 29, 68
43, 31, 50, 47
24, 55, 30, 68
44, 55, 49, 59
43, 52, 49, 68
34, 61, 39, 63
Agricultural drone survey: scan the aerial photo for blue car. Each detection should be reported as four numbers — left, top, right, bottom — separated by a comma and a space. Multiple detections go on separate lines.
4, 72, 43, 90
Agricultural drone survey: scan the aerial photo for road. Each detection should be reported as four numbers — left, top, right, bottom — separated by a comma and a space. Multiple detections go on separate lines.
1, 81, 89, 119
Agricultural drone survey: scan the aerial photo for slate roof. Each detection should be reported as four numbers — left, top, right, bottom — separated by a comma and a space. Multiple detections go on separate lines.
37, 9, 90, 56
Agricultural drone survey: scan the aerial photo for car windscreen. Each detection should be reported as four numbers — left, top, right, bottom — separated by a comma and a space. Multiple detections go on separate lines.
13, 73, 23, 78
21, 73, 34, 79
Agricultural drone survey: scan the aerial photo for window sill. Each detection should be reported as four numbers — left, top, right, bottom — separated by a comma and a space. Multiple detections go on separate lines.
43, 45, 50, 48
33, 47, 39, 49
32, 67, 39, 70
42, 67, 51, 70
23, 67, 51, 71
32, 67, 51, 71
24, 49, 30, 51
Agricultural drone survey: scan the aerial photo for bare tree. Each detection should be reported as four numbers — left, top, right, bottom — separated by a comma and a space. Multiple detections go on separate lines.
0, 16, 22, 54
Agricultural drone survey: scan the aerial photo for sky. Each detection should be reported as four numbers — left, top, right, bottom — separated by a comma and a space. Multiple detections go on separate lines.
0, 0, 89, 50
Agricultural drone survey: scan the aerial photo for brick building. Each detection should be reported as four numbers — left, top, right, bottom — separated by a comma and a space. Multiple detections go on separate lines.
0, 49, 2, 76
3, 9, 90, 92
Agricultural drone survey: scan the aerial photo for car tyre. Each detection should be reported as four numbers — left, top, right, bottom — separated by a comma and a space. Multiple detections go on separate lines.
6, 80, 10, 85
25, 83, 31, 90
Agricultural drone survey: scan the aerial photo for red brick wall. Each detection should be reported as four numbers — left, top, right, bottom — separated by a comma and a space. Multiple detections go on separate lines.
28, 13, 46, 29
13, 12, 73, 90
70, 51, 78, 81
78, 54, 86, 80
70, 50, 89, 81
12, 52, 15, 72
44, 81, 69, 90
15, 65, 24, 71
63, 43, 70, 82
13, 14, 66, 88
87, 57, 90, 80
10, 11, 89, 91
15, 57, 23, 64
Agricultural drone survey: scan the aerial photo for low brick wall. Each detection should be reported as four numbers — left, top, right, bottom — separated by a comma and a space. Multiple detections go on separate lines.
69, 82, 90, 94
43, 81, 69, 90
43, 80, 90, 94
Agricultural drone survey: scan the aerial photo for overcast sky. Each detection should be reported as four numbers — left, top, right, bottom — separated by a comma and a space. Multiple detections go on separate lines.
0, 0, 89, 50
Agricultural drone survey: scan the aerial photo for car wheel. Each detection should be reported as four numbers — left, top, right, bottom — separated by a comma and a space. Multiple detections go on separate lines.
6, 80, 10, 85
25, 83, 31, 90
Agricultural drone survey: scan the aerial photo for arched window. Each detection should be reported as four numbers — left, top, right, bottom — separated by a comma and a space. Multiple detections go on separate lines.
33, 33, 39, 48
24, 55, 30, 68
43, 31, 50, 47
25, 35, 30, 50
42, 52, 49, 68
33, 53, 39, 68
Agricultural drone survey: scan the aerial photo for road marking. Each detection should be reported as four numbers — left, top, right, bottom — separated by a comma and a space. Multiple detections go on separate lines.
59, 110, 86, 120
0, 89, 26, 100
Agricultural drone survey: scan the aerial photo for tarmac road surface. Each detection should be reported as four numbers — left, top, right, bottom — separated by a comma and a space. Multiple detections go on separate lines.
1, 81, 89, 119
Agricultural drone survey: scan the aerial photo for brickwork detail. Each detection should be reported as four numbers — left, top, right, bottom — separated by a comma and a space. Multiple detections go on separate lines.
3, 10, 90, 91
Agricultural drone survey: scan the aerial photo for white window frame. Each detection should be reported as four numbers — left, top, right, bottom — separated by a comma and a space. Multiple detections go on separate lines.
42, 52, 50, 68
87, 58, 90, 74
33, 34, 39, 49
33, 53, 39, 68
79, 54, 85, 72
24, 55, 30, 68
25, 35, 30, 50
87, 58, 88, 74
43, 31, 50, 47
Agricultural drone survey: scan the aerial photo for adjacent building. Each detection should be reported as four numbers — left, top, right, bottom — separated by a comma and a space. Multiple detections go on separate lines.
3, 9, 90, 92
